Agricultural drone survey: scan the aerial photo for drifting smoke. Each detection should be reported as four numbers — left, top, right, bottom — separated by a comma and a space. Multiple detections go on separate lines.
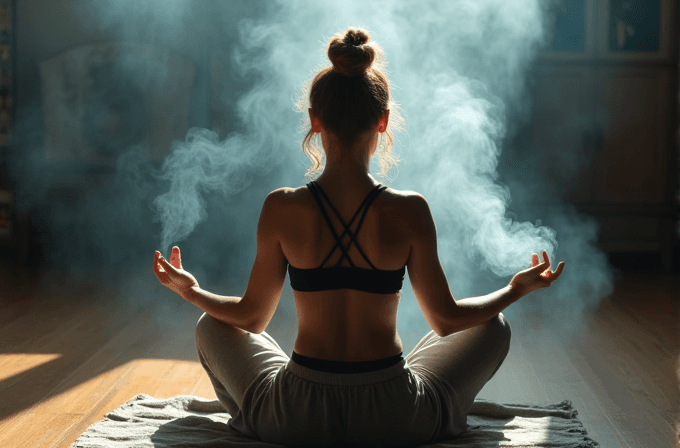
11, 0, 619, 350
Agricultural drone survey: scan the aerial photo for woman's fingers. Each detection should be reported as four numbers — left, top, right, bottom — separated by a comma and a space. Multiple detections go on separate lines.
541, 261, 565, 282
542, 250, 550, 266
154, 251, 164, 276
528, 250, 557, 280
550, 261, 565, 280
170, 246, 181, 269
158, 256, 177, 274
154, 251, 170, 284
157, 252, 175, 278
530, 257, 550, 273
519, 251, 565, 289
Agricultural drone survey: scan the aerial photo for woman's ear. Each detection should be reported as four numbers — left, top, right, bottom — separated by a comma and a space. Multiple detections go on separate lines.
309, 108, 321, 133
377, 110, 390, 133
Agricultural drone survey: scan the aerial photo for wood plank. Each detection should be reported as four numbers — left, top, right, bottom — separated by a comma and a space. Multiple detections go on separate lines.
0, 353, 62, 382
57, 321, 206, 446
562, 312, 676, 447
0, 314, 149, 444
53, 364, 139, 448
22, 412, 81, 448
601, 297, 679, 427
518, 322, 631, 448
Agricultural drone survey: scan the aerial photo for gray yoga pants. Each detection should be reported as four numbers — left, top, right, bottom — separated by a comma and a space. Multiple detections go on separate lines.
195, 312, 511, 446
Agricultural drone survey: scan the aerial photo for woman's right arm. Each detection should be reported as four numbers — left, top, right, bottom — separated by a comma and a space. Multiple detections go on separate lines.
406, 194, 563, 337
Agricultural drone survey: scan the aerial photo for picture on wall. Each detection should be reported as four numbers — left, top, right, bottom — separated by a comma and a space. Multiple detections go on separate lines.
40, 43, 196, 163
608, 0, 660, 52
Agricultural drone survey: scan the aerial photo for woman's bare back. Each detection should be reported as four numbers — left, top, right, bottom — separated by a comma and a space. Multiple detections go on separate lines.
277, 181, 415, 361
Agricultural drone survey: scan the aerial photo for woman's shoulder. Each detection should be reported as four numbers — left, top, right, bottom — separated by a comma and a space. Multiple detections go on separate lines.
265, 186, 304, 204
271, 184, 423, 203
383, 187, 422, 200
268, 186, 428, 227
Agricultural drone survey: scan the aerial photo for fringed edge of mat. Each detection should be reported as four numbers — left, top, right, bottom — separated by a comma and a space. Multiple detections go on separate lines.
469, 399, 578, 419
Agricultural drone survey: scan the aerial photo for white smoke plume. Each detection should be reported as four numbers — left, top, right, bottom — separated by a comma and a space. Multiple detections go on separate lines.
14, 0, 616, 350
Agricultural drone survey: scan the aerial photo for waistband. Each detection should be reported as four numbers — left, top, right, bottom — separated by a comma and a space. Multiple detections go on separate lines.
286, 352, 408, 386
291, 351, 404, 374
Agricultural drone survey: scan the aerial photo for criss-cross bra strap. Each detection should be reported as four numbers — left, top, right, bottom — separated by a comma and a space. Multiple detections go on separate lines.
313, 183, 384, 269
308, 181, 386, 269
340, 186, 386, 268
307, 182, 355, 267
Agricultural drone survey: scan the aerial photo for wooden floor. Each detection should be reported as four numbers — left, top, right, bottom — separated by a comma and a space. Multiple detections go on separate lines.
0, 262, 678, 448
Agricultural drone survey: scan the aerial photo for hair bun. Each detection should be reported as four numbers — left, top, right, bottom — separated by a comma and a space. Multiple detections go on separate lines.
343, 28, 370, 46
327, 27, 378, 77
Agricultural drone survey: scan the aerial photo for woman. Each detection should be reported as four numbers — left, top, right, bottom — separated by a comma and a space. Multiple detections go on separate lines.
153, 27, 565, 447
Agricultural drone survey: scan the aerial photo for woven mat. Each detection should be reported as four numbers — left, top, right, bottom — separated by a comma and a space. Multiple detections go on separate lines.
70, 394, 600, 447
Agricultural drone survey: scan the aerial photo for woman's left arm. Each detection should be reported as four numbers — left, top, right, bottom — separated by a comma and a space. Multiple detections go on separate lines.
182, 285, 247, 328
153, 247, 250, 330
153, 188, 288, 333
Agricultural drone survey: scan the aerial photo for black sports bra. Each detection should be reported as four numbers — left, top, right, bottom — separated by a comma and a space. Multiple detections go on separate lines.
287, 181, 406, 294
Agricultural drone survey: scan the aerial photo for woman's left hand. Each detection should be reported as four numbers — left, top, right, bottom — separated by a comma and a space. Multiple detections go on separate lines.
153, 246, 199, 298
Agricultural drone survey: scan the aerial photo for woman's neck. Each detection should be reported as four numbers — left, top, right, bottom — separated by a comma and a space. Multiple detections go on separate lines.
317, 159, 376, 186
316, 130, 379, 188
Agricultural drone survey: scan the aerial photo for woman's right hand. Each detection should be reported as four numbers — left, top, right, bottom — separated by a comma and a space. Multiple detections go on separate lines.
509, 250, 565, 297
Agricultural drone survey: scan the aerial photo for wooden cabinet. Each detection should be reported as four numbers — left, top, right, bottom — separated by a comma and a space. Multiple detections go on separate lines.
596, 66, 671, 204
531, 66, 598, 203
530, 0, 678, 271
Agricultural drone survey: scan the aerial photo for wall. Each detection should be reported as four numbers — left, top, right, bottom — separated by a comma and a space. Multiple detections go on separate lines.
14, 0, 266, 140
4, 0, 680, 272
7, 0, 270, 268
